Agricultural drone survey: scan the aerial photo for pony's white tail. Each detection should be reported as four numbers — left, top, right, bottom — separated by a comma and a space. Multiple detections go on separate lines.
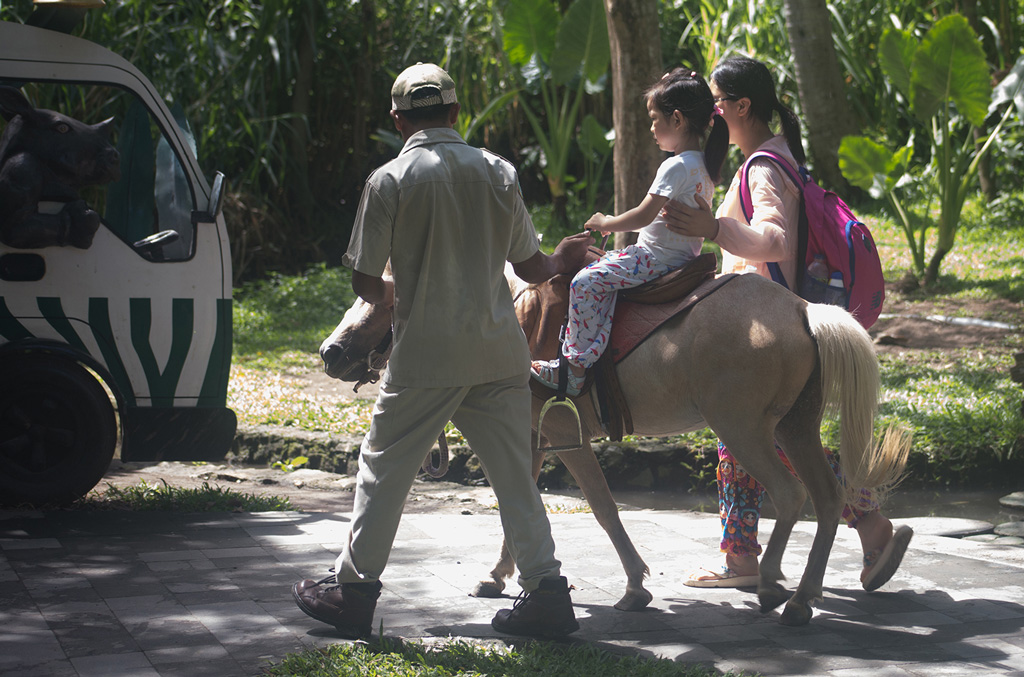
807, 303, 911, 503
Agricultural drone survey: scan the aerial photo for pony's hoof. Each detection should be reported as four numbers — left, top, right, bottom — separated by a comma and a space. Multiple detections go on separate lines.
780, 600, 814, 626
758, 583, 789, 614
470, 580, 504, 598
613, 587, 653, 611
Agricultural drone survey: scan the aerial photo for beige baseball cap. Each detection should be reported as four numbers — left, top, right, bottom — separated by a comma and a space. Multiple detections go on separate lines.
391, 62, 457, 111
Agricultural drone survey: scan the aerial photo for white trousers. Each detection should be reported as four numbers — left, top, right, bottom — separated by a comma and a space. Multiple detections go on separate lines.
335, 372, 561, 592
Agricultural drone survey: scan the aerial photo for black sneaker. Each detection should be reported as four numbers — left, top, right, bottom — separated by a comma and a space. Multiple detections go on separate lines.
292, 571, 382, 639
491, 576, 579, 637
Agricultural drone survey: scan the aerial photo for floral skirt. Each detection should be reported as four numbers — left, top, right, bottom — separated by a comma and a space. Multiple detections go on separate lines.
718, 442, 880, 556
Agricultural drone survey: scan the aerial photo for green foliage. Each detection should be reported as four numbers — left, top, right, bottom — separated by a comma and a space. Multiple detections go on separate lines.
233, 263, 355, 364
840, 14, 1024, 284
876, 351, 1024, 486
80, 480, 293, 511
272, 456, 309, 472
670, 0, 789, 76
502, 0, 609, 224
6, 0, 1024, 278
266, 635, 737, 676
575, 113, 614, 214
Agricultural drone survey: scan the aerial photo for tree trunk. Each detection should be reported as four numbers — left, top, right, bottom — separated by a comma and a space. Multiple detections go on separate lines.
287, 0, 317, 238
782, 0, 857, 191
923, 246, 948, 287
604, 0, 662, 249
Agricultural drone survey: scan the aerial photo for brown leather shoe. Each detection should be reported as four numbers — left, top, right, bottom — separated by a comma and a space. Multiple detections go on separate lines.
491, 576, 579, 637
292, 573, 382, 639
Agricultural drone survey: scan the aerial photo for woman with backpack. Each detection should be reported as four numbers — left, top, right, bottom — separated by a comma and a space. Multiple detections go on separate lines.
661, 56, 912, 592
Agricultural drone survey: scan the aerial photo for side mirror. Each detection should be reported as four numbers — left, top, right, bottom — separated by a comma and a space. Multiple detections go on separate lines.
191, 171, 225, 224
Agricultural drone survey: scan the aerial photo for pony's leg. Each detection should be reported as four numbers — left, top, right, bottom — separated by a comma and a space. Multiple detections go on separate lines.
470, 445, 547, 598
772, 407, 844, 626
713, 425, 807, 615
557, 441, 653, 611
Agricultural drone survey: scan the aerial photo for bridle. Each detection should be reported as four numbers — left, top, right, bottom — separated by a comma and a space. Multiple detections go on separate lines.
351, 327, 393, 393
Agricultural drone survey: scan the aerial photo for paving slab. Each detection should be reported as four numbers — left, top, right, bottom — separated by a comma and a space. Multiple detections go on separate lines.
897, 516, 995, 538
996, 521, 1024, 538
999, 491, 1024, 510
2, 507, 1024, 676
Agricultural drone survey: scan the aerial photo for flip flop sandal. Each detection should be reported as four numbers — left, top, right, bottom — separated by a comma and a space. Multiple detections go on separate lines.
530, 358, 582, 397
683, 566, 760, 589
861, 524, 914, 592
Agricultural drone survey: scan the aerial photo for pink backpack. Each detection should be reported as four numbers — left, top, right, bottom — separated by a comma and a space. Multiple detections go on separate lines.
739, 150, 884, 329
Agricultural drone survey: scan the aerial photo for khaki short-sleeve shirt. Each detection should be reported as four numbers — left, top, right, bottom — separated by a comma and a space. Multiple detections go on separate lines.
343, 128, 540, 388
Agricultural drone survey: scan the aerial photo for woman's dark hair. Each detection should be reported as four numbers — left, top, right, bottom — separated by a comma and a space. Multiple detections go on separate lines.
643, 67, 729, 184
710, 57, 805, 165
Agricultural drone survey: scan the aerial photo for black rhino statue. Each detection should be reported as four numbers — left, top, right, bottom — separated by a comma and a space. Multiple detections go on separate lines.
0, 85, 120, 249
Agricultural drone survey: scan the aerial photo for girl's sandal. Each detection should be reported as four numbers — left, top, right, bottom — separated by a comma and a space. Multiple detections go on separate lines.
530, 358, 583, 397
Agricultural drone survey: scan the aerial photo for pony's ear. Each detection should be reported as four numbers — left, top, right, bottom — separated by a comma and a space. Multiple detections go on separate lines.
0, 86, 34, 123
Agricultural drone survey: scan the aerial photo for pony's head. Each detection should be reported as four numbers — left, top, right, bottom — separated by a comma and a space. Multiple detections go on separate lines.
320, 292, 393, 390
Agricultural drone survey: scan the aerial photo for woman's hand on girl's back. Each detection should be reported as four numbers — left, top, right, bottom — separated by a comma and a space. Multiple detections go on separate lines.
661, 194, 719, 240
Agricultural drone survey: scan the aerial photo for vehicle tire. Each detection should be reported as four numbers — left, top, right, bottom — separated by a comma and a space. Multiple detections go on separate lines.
0, 355, 118, 506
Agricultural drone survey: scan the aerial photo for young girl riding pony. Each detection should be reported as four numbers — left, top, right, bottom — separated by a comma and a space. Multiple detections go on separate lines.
531, 68, 728, 394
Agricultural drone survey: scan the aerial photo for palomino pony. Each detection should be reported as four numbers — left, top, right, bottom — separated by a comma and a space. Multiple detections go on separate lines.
320, 268, 909, 626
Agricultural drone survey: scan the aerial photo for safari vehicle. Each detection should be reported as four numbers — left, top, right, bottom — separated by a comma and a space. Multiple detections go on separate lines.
0, 17, 235, 504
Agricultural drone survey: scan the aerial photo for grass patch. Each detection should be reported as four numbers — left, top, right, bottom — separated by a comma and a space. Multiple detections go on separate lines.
266, 636, 740, 677
874, 350, 1024, 486
78, 480, 294, 512
233, 263, 356, 370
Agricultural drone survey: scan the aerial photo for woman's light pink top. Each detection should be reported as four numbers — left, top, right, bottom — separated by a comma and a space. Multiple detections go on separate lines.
714, 135, 802, 289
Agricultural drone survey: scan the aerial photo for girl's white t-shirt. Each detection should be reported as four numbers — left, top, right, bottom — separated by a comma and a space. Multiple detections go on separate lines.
638, 149, 713, 268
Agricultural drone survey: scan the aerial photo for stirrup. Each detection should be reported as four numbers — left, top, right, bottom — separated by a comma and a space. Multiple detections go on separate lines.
536, 351, 583, 453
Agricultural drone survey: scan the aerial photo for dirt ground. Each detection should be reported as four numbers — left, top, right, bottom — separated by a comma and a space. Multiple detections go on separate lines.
868, 296, 1022, 355
96, 293, 1022, 513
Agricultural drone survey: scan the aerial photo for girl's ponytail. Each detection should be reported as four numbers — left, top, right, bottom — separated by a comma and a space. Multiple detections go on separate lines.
704, 114, 729, 184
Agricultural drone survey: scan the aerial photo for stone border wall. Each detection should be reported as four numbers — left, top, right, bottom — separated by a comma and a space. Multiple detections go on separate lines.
229, 424, 718, 492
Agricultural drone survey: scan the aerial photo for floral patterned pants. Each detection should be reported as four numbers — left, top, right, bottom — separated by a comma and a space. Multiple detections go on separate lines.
718, 442, 880, 557
562, 244, 672, 369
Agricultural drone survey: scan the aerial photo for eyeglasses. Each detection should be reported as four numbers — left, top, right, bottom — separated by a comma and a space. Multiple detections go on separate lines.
713, 96, 736, 104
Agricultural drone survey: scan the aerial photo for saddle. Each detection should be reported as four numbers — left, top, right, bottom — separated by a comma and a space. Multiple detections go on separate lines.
518, 251, 735, 441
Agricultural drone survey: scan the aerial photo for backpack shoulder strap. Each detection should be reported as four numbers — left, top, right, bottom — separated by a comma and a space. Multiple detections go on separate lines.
738, 150, 805, 221
738, 150, 809, 292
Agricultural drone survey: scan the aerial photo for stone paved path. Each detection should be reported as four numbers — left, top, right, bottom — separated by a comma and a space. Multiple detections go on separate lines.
3, 505, 1024, 676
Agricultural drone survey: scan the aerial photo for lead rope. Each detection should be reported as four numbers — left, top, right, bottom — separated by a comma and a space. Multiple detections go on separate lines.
421, 433, 449, 478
